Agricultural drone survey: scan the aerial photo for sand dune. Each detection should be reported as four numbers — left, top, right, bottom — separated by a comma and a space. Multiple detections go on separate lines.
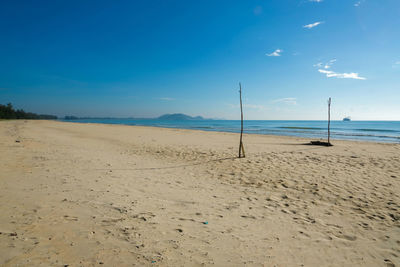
0, 120, 399, 266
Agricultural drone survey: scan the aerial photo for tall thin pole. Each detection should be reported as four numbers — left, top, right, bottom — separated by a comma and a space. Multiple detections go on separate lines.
327, 97, 331, 145
239, 82, 245, 158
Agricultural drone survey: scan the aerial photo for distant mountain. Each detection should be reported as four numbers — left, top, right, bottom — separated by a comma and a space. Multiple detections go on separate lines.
61, 113, 206, 121
157, 113, 204, 121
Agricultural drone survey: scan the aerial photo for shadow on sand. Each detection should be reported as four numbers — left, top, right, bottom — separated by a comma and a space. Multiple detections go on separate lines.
90, 142, 333, 172
91, 157, 237, 171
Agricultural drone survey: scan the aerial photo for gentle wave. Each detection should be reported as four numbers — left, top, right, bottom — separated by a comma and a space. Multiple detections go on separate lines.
61, 119, 400, 143
356, 128, 399, 133
244, 129, 400, 141
278, 126, 324, 130
189, 126, 214, 129
333, 132, 400, 139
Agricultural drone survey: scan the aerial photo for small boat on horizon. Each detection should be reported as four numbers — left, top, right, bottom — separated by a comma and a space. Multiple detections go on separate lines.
343, 116, 351, 121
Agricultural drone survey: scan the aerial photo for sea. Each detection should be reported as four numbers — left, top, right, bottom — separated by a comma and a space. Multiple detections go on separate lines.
60, 119, 400, 143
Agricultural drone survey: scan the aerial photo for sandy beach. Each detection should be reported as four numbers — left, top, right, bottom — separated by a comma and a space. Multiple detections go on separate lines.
0, 120, 399, 266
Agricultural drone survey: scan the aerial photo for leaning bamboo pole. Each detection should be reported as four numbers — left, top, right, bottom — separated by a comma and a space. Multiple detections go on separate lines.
327, 97, 331, 145
238, 82, 245, 158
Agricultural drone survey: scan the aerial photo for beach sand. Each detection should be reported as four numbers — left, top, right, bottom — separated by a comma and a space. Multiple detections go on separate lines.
0, 120, 399, 266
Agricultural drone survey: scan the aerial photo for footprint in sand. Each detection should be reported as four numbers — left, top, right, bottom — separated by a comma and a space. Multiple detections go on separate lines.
63, 215, 78, 221
132, 212, 155, 222
101, 217, 125, 226
333, 232, 357, 241
241, 215, 257, 219
177, 217, 195, 222
384, 259, 395, 267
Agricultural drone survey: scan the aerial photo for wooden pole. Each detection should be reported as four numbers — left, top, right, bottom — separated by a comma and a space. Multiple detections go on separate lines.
239, 83, 245, 158
327, 97, 331, 145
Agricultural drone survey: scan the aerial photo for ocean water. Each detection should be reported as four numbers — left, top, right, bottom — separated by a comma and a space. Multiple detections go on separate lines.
61, 119, 400, 143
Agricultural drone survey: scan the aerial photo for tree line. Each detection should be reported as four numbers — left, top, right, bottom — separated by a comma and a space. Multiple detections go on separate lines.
0, 103, 57, 120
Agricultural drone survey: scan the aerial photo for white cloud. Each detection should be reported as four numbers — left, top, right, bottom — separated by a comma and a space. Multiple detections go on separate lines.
315, 59, 366, 80
266, 49, 283, 57
272, 98, 297, 105
318, 69, 366, 80
159, 97, 175, 101
314, 59, 336, 69
309, 0, 323, 2
395, 61, 400, 65
245, 104, 266, 110
324, 59, 337, 69
303, 21, 323, 29
354, 1, 361, 7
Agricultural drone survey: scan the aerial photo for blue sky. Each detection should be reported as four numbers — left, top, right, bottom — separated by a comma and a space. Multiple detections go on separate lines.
0, 0, 399, 120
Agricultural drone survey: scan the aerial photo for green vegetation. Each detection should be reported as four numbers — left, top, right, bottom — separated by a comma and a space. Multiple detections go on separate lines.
0, 103, 57, 120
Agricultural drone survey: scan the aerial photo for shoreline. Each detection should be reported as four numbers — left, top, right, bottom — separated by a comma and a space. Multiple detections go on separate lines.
57, 119, 400, 145
1, 120, 399, 266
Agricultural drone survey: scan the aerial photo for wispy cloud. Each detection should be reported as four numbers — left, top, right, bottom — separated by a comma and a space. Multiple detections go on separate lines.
245, 104, 266, 110
315, 59, 366, 80
227, 98, 296, 110
393, 60, 400, 68
266, 49, 283, 57
227, 103, 266, 110
159, 97, 175, 101
314, 59, 336, 68
324, 59, 336, 69
318, 69, 366, 80
303, 21, 323, 29
309, 0, 323, 2
272, 98, 297, 105
354, 0, 364, 7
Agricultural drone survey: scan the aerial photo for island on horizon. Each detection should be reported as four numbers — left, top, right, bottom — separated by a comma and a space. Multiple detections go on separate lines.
63, 113, 206, 121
